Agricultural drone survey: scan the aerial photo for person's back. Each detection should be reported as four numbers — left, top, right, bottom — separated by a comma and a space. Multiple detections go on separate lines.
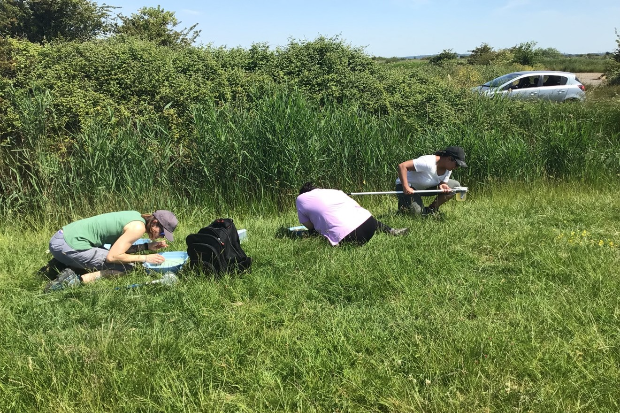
62, 211, 144, 250
296, 189, 372, 246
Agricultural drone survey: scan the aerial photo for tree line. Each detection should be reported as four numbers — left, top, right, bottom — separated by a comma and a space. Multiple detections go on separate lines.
0, 0, 198, 46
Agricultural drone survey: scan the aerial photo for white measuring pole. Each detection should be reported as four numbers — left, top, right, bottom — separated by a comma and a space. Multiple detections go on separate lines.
349, 187, 468, 196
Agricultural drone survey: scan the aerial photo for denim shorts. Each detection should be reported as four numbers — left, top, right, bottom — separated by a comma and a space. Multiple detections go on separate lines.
48, 230, 132, 272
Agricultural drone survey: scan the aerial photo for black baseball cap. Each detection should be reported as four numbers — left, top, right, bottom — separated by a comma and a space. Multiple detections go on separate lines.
441, 146, 467, 168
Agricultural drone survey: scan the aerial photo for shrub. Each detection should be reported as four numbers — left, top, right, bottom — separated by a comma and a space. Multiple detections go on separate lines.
271, 35, 380, 106
429, 49, 458, 65
467, 43, 496, 65
510, 41, 538, 66
112, 6, 200, 48
0, 0, 113, 42
2, 35, 620, 217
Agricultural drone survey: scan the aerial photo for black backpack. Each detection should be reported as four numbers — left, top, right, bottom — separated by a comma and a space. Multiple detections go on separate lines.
186, 218, 252, 275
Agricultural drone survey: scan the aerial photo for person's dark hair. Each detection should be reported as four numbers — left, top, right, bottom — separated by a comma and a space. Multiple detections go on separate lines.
299, 181, 318, 195
141, 214, 157, 233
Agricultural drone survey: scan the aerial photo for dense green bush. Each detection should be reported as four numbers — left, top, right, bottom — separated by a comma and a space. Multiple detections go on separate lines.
428, 49, 458, 65
467, 43, 496, 65
112, 6, 200, 48
4, 37, 246, 136
1, 35, 620, 218
0, 0, 112, 43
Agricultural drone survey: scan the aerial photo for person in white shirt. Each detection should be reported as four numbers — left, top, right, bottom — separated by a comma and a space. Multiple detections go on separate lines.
396, 146, 467, 215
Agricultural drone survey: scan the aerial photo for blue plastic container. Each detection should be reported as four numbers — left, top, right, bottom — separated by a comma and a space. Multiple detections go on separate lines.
288, 225, 308, 237
143, 251, 189, 274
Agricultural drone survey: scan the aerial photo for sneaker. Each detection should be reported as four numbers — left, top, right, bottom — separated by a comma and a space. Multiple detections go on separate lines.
422, 206, 440, 217
389, 228, 409, 236
44, 268, 81, 293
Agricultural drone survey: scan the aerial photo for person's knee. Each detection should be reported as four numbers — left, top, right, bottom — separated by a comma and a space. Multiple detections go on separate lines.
399, 202, 424, 215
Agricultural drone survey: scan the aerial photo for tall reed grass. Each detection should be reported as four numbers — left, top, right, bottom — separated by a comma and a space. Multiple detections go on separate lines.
1, 85, 619, 221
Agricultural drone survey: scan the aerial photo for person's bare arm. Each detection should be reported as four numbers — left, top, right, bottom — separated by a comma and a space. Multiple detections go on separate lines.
107, 221, 164, 265
397, 160, 416, 195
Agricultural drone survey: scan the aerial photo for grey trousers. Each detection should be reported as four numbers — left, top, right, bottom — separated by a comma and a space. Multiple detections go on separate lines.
396, 179, 461, 214
49, 230, 132, 272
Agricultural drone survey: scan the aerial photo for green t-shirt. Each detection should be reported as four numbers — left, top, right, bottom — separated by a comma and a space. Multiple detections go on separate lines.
63, 211, 145, 250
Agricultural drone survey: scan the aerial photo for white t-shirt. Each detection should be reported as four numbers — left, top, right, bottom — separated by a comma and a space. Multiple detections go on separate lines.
395, 154, 451, 189
296, 189, 372, 246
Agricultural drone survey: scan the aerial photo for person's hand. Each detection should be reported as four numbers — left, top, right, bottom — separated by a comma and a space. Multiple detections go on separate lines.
144, 254, 165, 265
403, 185, 415, 195
148, 241, 168, 251
439, 183, 451, 193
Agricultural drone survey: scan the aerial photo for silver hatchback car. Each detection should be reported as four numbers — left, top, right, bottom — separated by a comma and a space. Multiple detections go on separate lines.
472, 71, 586, 102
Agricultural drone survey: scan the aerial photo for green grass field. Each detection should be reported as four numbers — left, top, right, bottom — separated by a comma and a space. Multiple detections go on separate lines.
1, 181, 618, 412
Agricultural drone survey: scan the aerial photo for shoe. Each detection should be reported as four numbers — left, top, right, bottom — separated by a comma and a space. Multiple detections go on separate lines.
422, 206, 440, 217
44, 268, 81, 293
389, 228, 409, 236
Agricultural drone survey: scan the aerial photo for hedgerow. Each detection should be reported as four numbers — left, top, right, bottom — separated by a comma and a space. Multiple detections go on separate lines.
1, 34, 619, 217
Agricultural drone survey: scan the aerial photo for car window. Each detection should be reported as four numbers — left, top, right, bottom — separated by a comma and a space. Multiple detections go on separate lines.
487, 73, 521, 87
502, 79, 518, 91
542, 75, 568, 87
501, 75, 540, 91
516, 76, 540, 88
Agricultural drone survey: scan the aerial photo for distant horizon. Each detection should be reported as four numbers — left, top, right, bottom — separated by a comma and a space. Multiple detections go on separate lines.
395, 51, 610, 60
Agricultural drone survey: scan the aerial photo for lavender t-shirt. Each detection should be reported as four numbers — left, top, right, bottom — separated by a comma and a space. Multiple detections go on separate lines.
296, 189, 372, 246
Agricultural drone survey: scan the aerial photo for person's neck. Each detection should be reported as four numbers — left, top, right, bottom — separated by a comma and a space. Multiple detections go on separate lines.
436, 155, 447, 175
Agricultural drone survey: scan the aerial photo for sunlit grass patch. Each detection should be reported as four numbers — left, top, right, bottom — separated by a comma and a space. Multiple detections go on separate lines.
0, 182, 619, 412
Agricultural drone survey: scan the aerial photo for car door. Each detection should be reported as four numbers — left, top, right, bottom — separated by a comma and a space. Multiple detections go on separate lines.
540, 75, 569, 101
501, 75, 540, 100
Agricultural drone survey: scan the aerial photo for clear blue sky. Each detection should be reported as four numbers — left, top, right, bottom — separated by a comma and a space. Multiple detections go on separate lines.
111, 0, 619, 57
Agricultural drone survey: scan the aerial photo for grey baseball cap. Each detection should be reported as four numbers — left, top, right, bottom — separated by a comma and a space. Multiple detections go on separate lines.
152, 210, 178, 241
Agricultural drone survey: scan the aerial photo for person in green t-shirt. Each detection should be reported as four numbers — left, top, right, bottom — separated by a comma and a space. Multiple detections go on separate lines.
44, 210, 178, 292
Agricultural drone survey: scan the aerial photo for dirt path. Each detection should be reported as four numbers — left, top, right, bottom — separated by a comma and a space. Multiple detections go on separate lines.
576, 73, 605, 86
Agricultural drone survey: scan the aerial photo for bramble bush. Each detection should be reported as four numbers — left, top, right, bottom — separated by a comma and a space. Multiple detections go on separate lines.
1, 35, 620, 218
1, 35, 473, 140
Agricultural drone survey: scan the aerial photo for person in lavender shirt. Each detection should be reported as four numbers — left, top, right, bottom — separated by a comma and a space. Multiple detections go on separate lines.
296, 182, 408, 246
